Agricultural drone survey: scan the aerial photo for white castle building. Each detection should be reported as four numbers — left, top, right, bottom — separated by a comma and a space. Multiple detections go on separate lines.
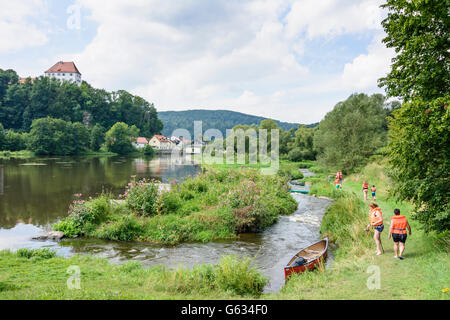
44, 61, 82, 86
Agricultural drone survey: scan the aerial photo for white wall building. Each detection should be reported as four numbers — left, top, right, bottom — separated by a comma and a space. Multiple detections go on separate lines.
44, 61, 82, 86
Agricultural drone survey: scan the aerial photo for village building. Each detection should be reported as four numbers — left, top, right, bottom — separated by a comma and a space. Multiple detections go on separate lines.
18, 77, 35, 84
44, 61, 82, 86
133, 137, 149, 149
149, 135, 173, 150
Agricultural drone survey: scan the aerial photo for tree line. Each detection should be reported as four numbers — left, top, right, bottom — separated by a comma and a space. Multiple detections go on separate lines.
0, 69, 163, 155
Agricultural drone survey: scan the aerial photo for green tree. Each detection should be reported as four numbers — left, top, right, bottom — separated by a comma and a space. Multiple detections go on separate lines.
90, 124, 105, 151
387, 96, 449, 232
3, 130, 26, 151
142, 145, 155, 156
314, 93, 388, 172
0, 123, 5, 150
71, 122, 90, 154
279, 128, 294, 155
27, 117, 73, 155
105, 122, 136, 155
379, 0, 449, 233
378, 0, 449, 101
0, 69, 18, 101
290, 125, 316, 161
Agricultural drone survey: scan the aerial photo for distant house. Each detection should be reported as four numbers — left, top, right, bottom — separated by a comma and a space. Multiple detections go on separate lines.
133, 137, 149, 149
44, 61, 82, 86
18, 77, 35, 84
149, 135, 173, 150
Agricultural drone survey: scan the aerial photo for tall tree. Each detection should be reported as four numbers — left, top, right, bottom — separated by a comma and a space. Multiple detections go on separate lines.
379, 0, 450, 232
314, 93, 388, 172
379, 0, 449, 101
105, 122, 136, 155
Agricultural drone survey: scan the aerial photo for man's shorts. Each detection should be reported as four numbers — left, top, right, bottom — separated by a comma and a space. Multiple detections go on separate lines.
392, 233, 407, 243
372, 192, 376, 196
374, 224, 384, 232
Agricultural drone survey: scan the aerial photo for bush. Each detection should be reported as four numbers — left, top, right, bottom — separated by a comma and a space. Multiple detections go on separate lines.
54, 195, 111, 237
142, 145, 155, 156
95, 215, 144, 241
213, 255, 268, 297
288, 148, 303, 162
16, 248, 56, 260
125, 179, 163, 217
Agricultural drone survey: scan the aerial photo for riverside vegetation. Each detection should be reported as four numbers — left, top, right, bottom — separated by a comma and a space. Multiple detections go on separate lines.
2, 161, 448, 299
270, 162, 449, 300
53, 167, 298, 245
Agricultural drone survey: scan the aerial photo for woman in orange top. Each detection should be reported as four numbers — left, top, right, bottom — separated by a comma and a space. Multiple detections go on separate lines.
335, 178, 341, 189
366, 203, 384, 255
362, 181, 369, 201
388, 209, 411, 260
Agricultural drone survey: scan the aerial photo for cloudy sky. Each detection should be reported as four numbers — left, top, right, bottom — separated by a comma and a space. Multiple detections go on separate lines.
0, 0, 395, 124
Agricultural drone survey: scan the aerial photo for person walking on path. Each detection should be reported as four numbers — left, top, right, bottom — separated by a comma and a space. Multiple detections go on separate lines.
371, 185, 377, 201
366, 203, 384, 255
335, 177, 341, 189
362, 181, 369, 201
336, 171, 343, 186
388, 209, 412, 260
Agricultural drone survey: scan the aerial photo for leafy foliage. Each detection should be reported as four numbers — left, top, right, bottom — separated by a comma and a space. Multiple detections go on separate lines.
387, 96, 449, 232
27, 117, 90, 155
105, 122, 136, 155
0, 69, 163, 136
314, 93, 388, 172
379, 0, 450, 101
158, 109, 315, 137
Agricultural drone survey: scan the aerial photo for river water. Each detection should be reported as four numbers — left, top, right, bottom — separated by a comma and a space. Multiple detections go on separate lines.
0, 158, 332, 292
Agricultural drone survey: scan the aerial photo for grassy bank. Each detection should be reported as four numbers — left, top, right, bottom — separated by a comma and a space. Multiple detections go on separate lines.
0, 250, 267, 299
269, 162, 449, 300
0, 150, 35, 159
54, 167, 298, 245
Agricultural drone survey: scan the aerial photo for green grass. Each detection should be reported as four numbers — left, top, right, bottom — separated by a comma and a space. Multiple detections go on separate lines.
54, 167, 298, 245
0, 150, 35, 159
267, 162, 450, 300
0, 251, 267, 300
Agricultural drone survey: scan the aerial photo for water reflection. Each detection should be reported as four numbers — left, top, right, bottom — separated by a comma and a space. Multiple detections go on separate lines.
0, 155, 199, 229
0, 162, 332, 293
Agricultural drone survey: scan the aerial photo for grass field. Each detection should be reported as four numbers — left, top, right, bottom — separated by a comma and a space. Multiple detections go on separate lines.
268, 162, 449, 300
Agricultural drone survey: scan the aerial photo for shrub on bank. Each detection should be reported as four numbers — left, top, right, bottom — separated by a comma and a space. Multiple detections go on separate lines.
54, 168, 297, 244
125, 179, 163, 217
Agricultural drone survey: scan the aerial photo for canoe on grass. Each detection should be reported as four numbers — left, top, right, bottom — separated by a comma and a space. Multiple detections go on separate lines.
284, 238, 328, 281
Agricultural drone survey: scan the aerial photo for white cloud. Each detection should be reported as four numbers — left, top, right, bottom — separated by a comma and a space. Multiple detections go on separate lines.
285, 0, 383, 39
340, 33, 394, 90
54, 0, 392, 124
0, 0, 48, 53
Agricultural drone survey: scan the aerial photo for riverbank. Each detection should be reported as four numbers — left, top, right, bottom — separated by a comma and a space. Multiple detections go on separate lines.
0, 150, 35, 159
53, 167, 298, 245
0, 250, 266, 299
268, 162, 449, 300
1, 161, 447, 300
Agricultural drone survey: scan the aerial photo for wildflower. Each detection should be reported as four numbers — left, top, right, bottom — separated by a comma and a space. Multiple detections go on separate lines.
442, 288, 449, 294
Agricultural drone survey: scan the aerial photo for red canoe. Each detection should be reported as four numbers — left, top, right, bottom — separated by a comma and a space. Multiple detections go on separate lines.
284, 238, 328, 281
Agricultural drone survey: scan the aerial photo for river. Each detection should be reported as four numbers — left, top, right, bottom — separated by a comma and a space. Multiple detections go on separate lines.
0, 158, 332, 292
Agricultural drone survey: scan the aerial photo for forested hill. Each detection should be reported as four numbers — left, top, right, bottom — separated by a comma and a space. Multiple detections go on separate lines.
159, 109, 317, 136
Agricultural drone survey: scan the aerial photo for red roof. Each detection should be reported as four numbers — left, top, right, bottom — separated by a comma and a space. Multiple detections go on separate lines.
45, 61, 81, 74
152, 135, 170, 142
19, 77, 35, 84
136, 137, 148, 144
